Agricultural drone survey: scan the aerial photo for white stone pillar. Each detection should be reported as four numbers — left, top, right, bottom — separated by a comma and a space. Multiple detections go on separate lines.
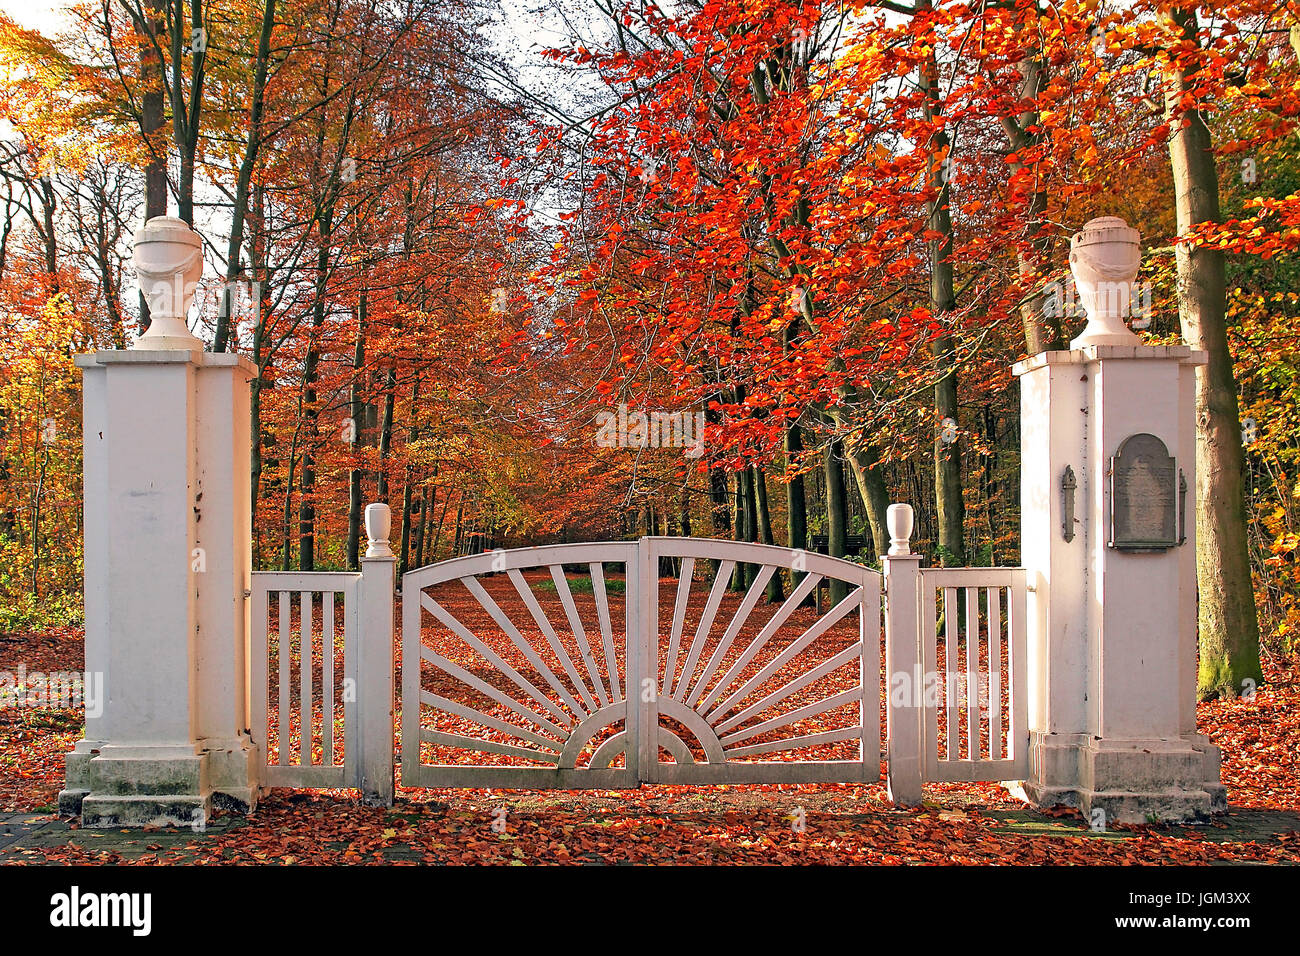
1013, 216, 1225, 824
60, 216, 260, 827
356, 503, 395, 806
883, 504, 923, 807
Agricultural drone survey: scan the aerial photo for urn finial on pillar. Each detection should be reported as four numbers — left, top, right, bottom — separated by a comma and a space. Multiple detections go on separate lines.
886, 503, 914, 556
133, 215, 206, 351
365, 503, 394, 558
1068, 216, 1143, 349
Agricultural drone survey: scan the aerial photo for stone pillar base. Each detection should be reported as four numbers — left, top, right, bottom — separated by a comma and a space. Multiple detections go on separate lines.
1024, 731, 1226, 824
57, 739, 106, 816
201, 733, 259, 812
78, 745, 212, 829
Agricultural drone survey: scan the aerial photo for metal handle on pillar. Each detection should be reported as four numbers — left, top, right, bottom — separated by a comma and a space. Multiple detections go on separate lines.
1061, 466, 1077, 543
1178, 469, 1187, 545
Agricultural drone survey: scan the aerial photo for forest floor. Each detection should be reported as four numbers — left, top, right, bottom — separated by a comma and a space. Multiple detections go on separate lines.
1, 607, 1298, 865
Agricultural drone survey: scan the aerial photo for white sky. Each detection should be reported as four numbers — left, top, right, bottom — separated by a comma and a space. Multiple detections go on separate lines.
0, 0, 66, 33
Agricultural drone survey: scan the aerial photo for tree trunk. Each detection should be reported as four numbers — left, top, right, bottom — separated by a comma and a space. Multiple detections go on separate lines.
679, 480, 692, 537
138, 0, 167, 330
414, 484, 430, 568
398, 479, 414, 576
346, 294, 366, 569
742, 465, 759, 587
249, 182, 269, 566
1164, 8, 1263, 699
731, 471, 747, 590
214, 0, 276, 352
785, 432, 808, 556
168, 0, 206, 225
754, 466, 784, 602
429, 486, 451, 562
397, 377, 420, 576
451, 494, 465, 557
999, 52, 1066, 354
298, 209, 332, 571
921, 42, 965, 567
377, 367, 395, 502
825, 438, 849, 604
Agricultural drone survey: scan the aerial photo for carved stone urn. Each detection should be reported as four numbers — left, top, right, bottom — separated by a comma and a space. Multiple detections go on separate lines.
1068, 216, 1142, 349
133, 215, 205, 350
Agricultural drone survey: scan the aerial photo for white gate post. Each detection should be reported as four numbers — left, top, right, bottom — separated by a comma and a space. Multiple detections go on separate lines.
357, 503, 395, 805
883, 504, 923, 807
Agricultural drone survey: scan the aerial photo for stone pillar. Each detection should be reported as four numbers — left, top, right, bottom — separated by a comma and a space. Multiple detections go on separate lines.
59, 216, 260, 827
883, 503, 923, 808
1013, 216, 1225, 824
357, 503, 395, 806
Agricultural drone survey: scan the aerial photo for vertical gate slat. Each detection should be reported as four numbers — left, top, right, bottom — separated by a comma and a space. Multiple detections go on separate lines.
278, 590, 290, 767
921, 580, 938, 781
989, 586, 1003, 760
301, 592, 313, 766
1009, 573, 1028, 769
251, 588, 269, 769
943, 586, 957, 761
323, 590, 335, 766
965, 587, 979, 759
859, 573, 882, 780
967, 587, 977, 759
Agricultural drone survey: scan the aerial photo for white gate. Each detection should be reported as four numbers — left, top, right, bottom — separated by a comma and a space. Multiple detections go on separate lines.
247, 519, 1029, 802
401, 539, 881, 787
402, 543, 640, 788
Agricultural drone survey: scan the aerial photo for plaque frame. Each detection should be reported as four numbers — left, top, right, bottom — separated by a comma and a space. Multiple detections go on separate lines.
1108, 432, 1181, 552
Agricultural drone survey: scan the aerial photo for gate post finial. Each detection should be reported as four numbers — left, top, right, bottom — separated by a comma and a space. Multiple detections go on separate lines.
132, 215, 206, 351
365, 502, 394, 558
887, 503, 914, 556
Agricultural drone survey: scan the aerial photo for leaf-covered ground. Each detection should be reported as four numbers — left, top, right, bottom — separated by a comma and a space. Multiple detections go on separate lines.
2, 603, 1298, 865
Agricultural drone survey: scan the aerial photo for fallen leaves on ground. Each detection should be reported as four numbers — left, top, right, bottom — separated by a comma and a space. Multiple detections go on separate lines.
2, 628, 1298, 864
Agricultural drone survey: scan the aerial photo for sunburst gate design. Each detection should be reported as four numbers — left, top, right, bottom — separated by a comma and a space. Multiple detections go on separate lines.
401, 539, 884, 788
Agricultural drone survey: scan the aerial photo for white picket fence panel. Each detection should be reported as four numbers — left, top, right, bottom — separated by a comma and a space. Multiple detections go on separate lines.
918, 567, 1029, 782
250, 571, 361, 788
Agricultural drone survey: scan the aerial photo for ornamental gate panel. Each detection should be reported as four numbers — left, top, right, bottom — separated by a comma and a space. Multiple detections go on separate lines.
637, 538, 881, 785
400, 539, 882, 788
401, 543, 641, 788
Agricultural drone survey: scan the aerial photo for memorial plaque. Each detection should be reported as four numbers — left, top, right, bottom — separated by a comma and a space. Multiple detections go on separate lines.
1109, 433, 1179, 551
